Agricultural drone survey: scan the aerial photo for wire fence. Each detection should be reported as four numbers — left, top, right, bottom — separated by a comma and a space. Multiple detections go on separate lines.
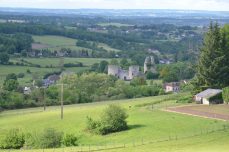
1, 124, 229, 152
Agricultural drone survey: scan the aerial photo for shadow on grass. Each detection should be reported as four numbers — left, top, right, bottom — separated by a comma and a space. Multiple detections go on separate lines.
128, 124, 146, 130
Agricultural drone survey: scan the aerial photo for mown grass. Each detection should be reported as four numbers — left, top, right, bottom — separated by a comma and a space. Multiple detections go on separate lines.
0, 93, 229, 152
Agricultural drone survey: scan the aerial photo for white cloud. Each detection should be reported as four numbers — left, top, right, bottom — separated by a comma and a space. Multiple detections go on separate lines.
0, 0, 229, 11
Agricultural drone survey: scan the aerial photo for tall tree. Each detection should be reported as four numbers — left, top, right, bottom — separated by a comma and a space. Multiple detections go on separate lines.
196, 23, 229, 89
0, 53, 9, 64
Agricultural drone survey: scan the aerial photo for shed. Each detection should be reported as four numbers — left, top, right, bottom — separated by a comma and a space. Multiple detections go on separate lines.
194, 89, 222, 105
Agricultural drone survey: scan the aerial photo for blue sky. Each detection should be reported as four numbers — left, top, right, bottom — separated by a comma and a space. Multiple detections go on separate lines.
0, 0, 229, 11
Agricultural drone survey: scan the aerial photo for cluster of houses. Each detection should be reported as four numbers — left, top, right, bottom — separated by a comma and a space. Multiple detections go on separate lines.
23, 71, 73, 95
22, 55, 224, 106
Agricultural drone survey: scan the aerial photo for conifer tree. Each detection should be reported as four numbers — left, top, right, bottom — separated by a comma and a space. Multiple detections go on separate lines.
196, 22, 229, 89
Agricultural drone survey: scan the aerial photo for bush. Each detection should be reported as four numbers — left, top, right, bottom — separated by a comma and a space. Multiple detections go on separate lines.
26, 69, 31, 73
86, 104, 128, 135
223, 87, 229, 104
176, 94, 193, 103
64, 62, 83, 67
17, 73, 25, 78
0, 129, 25, 149
86, 116, 100, 131
25, 132, 40, 149
3, 79, 19, 91
62, 134, 78, 146
38, 128, 63, 148
146, 71, 159, 79
100, 104, 128, 134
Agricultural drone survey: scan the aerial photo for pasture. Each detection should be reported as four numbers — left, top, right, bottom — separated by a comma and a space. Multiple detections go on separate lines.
32, 35, 88, 52
32, 35, 122, 52
0, 64, 88, 85
98, 22, 133, 27
0, 93, 229, 152
0, 57, 114, 85
21, 58, 113, 67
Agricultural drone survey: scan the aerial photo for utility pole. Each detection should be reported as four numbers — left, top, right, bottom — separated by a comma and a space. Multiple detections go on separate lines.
43, 87, 46, 111
60, 83, 64, 120
57, 83, 66, 120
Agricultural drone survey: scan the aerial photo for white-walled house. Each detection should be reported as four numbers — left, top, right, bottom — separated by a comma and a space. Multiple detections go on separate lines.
194, 89, 222, 105
24, 87, 31, 95
164, 82, 180, 93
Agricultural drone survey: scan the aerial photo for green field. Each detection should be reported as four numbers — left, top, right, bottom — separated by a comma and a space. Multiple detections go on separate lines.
32, 35, 88, 52
11, 57, 113, 67
0, 93, 229, 152
0, 57, 115, 85
98, 22, 133, 27
0, 65, 57, 85
0, 64, 87, 85
32, 35, 122, 52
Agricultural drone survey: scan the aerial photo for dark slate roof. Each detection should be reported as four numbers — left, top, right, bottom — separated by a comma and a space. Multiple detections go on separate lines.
48, 75, 60, 82
195, 89, 222, 98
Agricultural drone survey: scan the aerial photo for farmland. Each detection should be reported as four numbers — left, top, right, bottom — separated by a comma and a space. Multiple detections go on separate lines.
98, 22, 133, 27
32, 35, 91, 52
167, 104, 229, 120
32, 35, 122, 52
0, 57, 113, 85
11, 57, 113, 67
0, 93, 229, 152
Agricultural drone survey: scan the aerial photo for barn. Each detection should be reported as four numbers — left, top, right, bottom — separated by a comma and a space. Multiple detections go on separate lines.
194, 89, 222, 105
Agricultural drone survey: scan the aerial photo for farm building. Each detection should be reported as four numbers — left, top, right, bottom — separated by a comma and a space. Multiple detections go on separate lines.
194, 89, 223, 105
164, 82, 180, 93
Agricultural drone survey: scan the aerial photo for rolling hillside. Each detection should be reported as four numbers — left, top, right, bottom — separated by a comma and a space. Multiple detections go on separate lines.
0, 93, 229, 152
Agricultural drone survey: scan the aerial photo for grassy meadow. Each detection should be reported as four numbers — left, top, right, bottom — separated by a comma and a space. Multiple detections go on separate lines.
32, 35, 122, 52
0, 57, 113, 85
21, 58, 113, 67
0, 93, 229, 152
98, 22, 133, 27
